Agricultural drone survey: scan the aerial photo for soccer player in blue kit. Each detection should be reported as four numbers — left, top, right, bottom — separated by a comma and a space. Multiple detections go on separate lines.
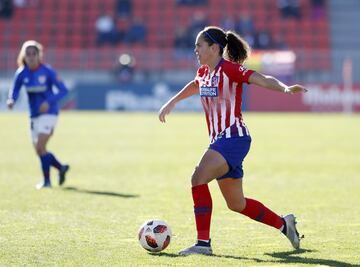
7, 40, 70, 190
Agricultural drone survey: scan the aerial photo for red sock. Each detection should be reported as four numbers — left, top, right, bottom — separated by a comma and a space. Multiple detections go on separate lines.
192, 184, 212, 240
240, 198, 283, 229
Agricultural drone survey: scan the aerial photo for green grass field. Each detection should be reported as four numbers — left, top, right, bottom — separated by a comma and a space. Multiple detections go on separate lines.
0, 112, 359, 266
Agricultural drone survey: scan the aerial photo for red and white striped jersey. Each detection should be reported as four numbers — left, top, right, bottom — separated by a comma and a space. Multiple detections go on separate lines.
195, 58, 254, 142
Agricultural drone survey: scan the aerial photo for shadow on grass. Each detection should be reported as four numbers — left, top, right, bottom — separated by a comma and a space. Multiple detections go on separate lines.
149, 249, 359, 266
62, 186, 139, 198
212, 253, 272, 262
149, 251, 268, 262
265, 249, 359, 267
148, 252, 182, 258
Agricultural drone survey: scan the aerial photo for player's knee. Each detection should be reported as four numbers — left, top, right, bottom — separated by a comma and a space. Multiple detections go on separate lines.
227, 201, 246, 213
35, 144, 46, 156
191, 166, 205, 186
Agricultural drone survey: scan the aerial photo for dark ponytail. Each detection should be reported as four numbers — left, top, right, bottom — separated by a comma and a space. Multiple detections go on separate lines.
201, 26, 250, 64
225, 31, 250, 64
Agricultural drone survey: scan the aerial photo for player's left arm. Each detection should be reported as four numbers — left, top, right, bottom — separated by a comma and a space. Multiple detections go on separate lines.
248, 71, 307, 94
47, 69, 69, 104
39, 69, 69, 113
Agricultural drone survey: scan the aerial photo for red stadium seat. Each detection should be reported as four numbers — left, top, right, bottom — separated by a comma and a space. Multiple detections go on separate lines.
0, 0, 331, 71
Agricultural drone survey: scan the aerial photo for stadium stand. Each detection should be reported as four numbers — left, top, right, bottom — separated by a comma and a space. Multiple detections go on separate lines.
0, 0, 330, 72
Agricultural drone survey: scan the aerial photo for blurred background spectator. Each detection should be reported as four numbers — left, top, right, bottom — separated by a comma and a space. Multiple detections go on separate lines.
0, 0, 13, 19
123, 17, 147, 44
235, 12, 256, 36
254, 30, 273, 49
220, 16, 236, 31
13, 0, 37, 8
272, 34, 288, 50
113, 53, 135, 83
187, 11, 208, 46
13, 0, 27, 8
278, 0, 302, 19
311, 0, 325, 20
95, 12, 118, 46
116, 0, 132, 18
176, 0, 207, 5
174, 26, 192, 49
235, 13, 256, 47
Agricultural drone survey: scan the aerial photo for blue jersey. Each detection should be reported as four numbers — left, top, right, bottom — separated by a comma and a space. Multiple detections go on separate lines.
8, 64, 68, 118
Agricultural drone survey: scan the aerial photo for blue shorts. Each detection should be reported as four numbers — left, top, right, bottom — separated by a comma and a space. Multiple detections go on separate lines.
209, 135, 251, 179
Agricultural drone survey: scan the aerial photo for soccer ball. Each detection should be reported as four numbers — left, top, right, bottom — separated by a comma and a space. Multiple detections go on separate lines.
138, 219, 172, 252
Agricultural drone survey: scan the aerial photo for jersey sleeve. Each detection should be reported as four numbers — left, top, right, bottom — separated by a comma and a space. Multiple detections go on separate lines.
47, 68, 68, 103
8, 68, 24, 102
194, 65, 207, 87
228, 63, 254, 84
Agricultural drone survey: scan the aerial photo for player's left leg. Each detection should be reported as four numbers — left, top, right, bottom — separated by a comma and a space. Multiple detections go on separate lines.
217, 178, 301, 249
33, 115, 69, 189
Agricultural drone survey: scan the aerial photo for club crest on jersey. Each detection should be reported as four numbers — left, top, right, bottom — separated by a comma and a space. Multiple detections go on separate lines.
38, 75, 46, 84
211, 76, 219, 86
200, 86, 218, 97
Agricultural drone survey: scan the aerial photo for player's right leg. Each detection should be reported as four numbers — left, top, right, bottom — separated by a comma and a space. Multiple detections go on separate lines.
179, 240, 213, 256
34, 133, 53, 189
179, 149, 229, 256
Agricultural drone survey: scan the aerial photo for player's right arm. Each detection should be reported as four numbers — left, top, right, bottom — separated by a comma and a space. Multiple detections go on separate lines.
158, 80, 198, 123
7, 69, 24, 110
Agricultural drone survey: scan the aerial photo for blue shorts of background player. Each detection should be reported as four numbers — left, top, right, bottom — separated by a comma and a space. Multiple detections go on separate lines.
209, 135, 251, 179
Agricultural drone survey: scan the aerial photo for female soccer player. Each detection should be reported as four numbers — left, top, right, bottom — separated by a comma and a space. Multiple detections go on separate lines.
7, 40, 70, 190
159, 26, 306, 255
